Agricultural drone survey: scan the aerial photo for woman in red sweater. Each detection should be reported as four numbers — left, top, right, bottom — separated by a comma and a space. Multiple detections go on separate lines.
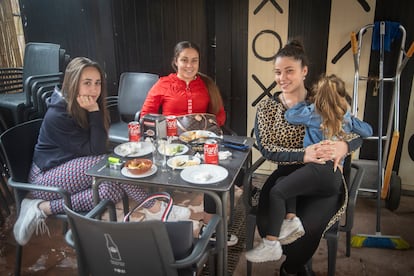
140, 41, 237, 246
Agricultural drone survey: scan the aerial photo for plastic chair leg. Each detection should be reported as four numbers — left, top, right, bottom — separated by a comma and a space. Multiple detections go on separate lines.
326, 233, 339, 276
345, 230, 351, 257
246, 213, 256, 276
229, 184, 235, 226
15, 244, 22, 276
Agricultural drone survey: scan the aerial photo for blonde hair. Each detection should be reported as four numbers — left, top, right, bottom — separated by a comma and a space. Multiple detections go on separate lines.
62, 57, 109, 131
313, 74, 349, 139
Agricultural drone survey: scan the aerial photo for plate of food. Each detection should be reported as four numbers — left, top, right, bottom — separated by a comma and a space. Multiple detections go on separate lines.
121, 158, 157, 178
167, 155, 201, 169
158, 143, 189, 156
178, 130, 221, 143
114, 141, 153, 157
180, 164, 228, 184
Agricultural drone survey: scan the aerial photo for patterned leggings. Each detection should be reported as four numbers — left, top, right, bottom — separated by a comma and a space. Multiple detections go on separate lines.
29, 155, 153, 214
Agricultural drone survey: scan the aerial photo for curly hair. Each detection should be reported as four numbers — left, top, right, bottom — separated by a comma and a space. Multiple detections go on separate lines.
313, 74, 349, 139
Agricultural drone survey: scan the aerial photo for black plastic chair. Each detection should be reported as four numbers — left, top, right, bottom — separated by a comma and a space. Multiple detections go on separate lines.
107, 72, 159, 144
0, 43, 68, 127
0, 119, 72, 276
64, 200, 220, 276
244, 156, 365, 276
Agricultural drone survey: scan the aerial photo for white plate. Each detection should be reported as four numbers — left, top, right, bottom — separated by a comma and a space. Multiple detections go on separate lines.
114, 141, 153, 157
167, 155, 201, 169
158, 143, 189, 156
178, 130, 219, 143
180, 164, 228, 184
121, 164, 157, 178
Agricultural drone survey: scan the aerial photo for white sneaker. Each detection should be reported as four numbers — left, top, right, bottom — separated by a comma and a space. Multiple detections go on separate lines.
199, 222, 238, 246
13, 198, 49, 246
245, 238, 283, 263
143, 201, 191, 221
279, 217, 305, 245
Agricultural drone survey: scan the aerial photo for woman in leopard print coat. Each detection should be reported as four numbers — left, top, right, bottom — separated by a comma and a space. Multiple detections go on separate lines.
251, 40, 362, 275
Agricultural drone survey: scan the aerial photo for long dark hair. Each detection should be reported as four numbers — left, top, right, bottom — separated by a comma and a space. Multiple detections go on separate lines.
275, 39, 313, 97
61, 57, 109, 131
171, 41, 224, 114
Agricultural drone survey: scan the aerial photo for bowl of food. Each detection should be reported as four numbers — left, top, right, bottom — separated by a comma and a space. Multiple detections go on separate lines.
124, 158, 153, 175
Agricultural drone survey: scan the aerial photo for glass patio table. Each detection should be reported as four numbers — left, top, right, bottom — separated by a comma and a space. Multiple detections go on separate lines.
86, 135, 254, 276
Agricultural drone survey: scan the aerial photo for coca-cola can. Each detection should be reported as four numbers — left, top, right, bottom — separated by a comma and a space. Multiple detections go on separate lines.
204, 139, 219, 164
128, 121, 141, 142
166, 115, 177, 137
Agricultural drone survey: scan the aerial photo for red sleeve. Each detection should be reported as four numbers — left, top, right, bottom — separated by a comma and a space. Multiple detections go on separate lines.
140, 80, 163, 118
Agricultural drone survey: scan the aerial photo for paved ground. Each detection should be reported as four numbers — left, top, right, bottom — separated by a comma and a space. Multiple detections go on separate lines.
1, 176, 414, 275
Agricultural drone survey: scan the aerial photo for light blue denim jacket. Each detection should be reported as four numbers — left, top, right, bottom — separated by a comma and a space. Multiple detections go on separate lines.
285, 101, 373, 148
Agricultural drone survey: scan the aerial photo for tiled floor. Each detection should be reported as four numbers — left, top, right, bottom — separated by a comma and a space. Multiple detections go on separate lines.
1, 176, 414, 275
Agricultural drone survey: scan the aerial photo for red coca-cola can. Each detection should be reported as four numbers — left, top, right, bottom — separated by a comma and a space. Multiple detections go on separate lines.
204, 139, 219, 164
128, 121, 141, 142
166, 115, 177, 137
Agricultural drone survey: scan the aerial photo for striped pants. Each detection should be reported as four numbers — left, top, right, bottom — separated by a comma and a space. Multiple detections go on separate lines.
29, 155, 152, 214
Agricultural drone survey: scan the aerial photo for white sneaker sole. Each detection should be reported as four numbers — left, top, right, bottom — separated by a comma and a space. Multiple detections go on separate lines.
279, 227, 305, 245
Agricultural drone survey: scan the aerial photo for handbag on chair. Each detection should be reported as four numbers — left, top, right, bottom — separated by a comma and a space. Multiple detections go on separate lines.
175, 113, 223, 136
123, 192, 173, 222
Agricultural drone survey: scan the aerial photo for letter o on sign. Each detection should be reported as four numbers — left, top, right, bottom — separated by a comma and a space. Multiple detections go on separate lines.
252, 30, 282, 62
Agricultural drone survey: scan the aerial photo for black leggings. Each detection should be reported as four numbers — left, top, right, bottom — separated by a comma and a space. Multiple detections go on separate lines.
257, 163, 344, 273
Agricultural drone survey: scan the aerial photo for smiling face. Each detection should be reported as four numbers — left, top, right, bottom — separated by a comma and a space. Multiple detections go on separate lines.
174, 47, 200, 83
274, 56, 308, 94
78, 66, 102, 100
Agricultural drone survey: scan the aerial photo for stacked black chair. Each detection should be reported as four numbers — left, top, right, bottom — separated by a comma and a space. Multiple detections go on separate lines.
0, 43, 68, 127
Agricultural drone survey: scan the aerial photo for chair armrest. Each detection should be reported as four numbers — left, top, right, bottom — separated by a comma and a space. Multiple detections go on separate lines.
8, 178, 71, 208
340, 163, 365, 231
134, 110, 141, 122
84, 199, 117, 221
105, 96, 119, 109
65, 229, 75, 248
23, 73, 63, 105
173, 214, 221, 268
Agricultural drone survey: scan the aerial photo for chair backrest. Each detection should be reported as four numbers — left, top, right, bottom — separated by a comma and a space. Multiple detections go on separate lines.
0, 119, 42, 183
22, 43, 63, 82
117, 72, 159, 122
65, 205, 194, 276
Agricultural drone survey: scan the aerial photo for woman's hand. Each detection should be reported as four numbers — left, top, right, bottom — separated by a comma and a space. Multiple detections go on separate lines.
304, 140, 348, 170
77, 95, 99, 112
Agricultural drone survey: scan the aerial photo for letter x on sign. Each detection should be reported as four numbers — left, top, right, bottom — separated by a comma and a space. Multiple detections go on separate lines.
254, 0, 283, 15
251, 74, 276, 107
